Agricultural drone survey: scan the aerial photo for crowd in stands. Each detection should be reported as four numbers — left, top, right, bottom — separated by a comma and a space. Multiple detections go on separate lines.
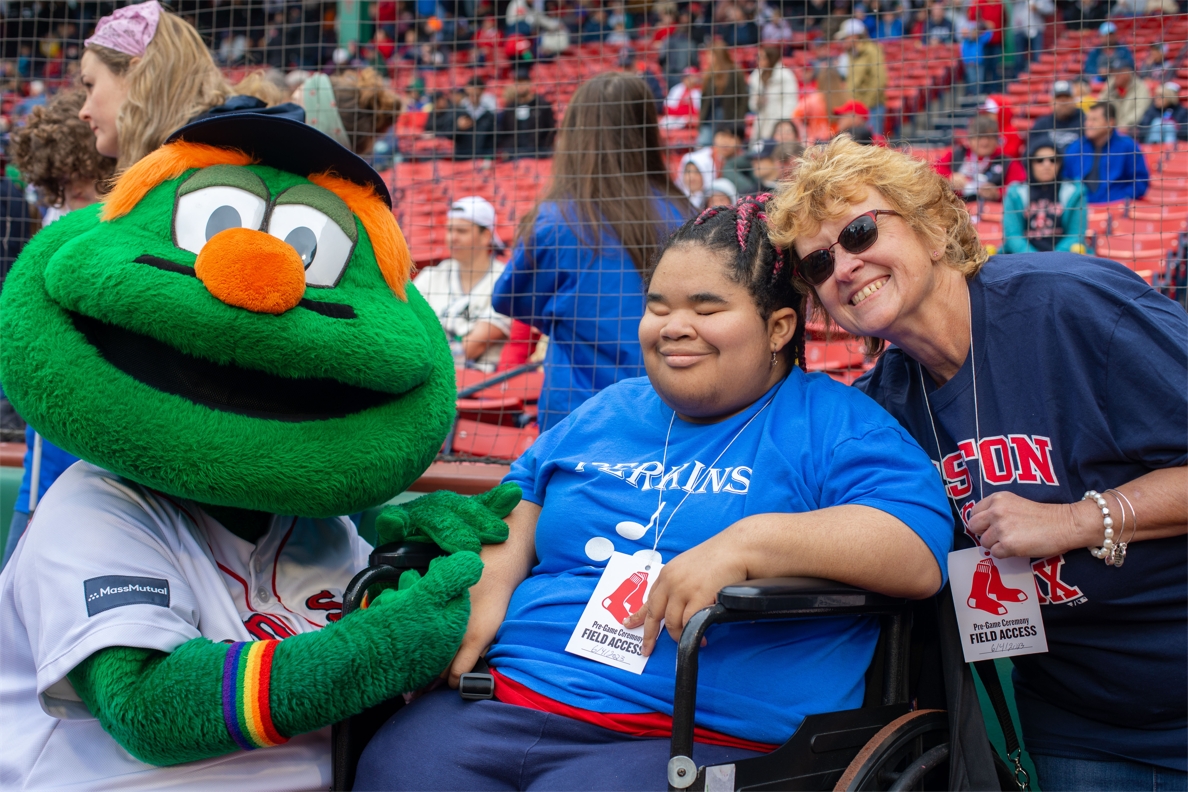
2, 1, 1186, 359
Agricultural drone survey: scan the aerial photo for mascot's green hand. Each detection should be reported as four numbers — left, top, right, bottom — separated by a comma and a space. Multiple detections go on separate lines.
375, 483, 520, 554
67, 552, 483, 767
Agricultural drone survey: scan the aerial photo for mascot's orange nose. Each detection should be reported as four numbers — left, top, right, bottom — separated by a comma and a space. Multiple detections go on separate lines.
194, 227, 306, 315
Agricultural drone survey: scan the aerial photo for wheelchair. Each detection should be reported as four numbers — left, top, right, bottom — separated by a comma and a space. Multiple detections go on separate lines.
331, 542, 1017, 792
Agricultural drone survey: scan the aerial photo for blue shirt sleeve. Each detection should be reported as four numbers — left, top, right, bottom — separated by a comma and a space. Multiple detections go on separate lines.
502, 403, 581, 505
491, 209, 562, 335
818, 423, 955, 588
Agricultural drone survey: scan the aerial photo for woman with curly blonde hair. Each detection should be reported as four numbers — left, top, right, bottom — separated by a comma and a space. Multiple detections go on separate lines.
768, 136, 1187, 792
78, 0, 230, 169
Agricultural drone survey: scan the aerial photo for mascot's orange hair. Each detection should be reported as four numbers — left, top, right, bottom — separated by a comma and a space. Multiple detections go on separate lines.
309, 172, 410, 300
102, 141, 410, 299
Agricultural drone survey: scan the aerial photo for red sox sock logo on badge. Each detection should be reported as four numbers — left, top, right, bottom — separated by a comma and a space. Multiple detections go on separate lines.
966, 557, 1029, 615
602, 570, 649, 623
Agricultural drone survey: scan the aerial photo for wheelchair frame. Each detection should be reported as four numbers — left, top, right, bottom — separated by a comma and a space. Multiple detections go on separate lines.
331, 546, 981, 792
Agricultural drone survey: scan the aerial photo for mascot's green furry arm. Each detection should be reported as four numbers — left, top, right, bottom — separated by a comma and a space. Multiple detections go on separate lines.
0, 111, 519, 782
64, 486, 517, 766
68, 553, 479, 766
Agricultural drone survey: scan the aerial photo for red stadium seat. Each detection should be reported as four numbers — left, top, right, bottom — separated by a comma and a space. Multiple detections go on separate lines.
451, 419, 539, 460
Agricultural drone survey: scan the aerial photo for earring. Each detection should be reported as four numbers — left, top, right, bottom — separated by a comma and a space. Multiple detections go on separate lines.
931, 250, 941, 259
770, 350, 778, 368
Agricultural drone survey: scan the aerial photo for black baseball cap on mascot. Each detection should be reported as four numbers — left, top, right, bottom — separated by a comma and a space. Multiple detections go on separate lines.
172, 97, 392, 207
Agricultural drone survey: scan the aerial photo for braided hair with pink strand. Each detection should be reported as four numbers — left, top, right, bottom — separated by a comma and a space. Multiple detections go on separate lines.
648, 194, 806, 369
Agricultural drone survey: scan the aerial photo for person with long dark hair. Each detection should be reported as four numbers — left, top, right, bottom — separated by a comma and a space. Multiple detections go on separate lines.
491, 72, 691, 429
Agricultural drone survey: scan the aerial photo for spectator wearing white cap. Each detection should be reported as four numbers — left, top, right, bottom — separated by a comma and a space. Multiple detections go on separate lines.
1028, 80, 1086, 152
707, 177, 738, 207
413, 196, 511, 373
1138, 82, 1188, 144
835, 19, 887, 135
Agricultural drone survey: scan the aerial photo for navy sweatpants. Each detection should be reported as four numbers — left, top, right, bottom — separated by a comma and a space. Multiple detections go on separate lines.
354, 687, 764, 791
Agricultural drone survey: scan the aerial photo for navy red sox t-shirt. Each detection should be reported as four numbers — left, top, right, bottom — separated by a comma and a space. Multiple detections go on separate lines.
858, 253, 1187, 770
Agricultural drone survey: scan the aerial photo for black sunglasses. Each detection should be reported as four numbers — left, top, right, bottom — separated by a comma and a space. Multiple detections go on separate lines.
794, 209, 900, 286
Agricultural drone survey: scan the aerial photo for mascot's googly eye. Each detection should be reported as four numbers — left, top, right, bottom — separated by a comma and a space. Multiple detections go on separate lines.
268, 204, 354, 288
174, 186, 268, 256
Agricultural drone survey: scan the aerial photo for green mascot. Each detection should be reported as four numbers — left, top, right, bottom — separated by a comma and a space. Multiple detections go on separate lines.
0, 110, 518, 790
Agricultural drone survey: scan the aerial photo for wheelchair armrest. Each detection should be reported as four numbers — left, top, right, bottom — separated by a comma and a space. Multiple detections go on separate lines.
716, 576, 905, 614
341, 541, 449, 617
668, 580, 910, 789
368, 540, 449, 569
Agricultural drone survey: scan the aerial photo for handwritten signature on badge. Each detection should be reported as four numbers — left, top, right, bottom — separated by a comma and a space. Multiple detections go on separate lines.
588, 646, 629, 664
983, 641, 1027, 654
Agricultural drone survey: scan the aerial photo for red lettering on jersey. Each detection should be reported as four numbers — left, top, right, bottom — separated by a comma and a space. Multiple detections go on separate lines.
957, 439, 977, 465
942, 451, 973, 499
244, 612, 297, 640
1009, 435, 1059, 485
978, 436, 1015, 485
1031, 555, 1084, 604
305, 590, 344, 623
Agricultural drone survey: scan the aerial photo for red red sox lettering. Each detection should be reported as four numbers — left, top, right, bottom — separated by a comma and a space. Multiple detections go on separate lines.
934, 434, 1059, 499
241, 591, 345, 639
935, 435, 1087, 606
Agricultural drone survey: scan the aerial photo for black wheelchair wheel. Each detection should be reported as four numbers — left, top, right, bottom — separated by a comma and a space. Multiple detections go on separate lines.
834, 709, 950, 791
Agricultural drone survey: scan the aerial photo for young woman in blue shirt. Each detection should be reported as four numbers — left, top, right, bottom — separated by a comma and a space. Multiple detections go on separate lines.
357, 197, 954, 790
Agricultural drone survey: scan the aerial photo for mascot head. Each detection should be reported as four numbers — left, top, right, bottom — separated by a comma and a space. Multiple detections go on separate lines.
0, 112, 455, 517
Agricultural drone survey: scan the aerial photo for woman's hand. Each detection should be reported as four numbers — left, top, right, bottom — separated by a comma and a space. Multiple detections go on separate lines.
968, 491, 1086, 559
972, 469, 1188, 559
445, 576, 513, 688
443, 500, 540, 687
622, 534, 748, 657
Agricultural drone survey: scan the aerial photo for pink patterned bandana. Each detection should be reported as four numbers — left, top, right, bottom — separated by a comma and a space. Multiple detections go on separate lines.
84, 0, 161, 57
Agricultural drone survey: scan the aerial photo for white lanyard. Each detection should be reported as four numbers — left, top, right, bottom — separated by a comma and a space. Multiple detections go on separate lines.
927, 290, 1050, 668
919, 288, 985, 512
646, 383, 781, 557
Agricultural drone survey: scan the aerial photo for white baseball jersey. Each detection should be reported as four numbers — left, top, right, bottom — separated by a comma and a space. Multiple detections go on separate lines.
0, 461, 372, 790
414, 257, 511, 373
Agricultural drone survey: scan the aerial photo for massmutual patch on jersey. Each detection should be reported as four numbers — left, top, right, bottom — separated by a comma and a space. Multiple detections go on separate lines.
84, 575, 171, 617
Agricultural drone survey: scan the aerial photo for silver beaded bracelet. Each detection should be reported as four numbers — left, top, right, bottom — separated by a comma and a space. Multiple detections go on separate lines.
1104, 488, 1137, 567
1083, 490, 1118, 564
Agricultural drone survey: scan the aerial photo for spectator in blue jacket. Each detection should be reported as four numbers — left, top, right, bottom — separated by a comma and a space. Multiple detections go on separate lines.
1082, 21, 1134, 82
492, 72, 690, 430
959, 19, 993, 95
1061, 101, 1149, 204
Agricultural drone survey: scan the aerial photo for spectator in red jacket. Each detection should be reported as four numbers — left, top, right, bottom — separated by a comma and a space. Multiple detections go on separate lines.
979, 94, 1024, 158
934, 114, 1026, 202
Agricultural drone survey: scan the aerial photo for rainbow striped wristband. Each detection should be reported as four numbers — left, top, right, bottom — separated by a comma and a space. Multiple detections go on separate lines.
221, 641, 288, 750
